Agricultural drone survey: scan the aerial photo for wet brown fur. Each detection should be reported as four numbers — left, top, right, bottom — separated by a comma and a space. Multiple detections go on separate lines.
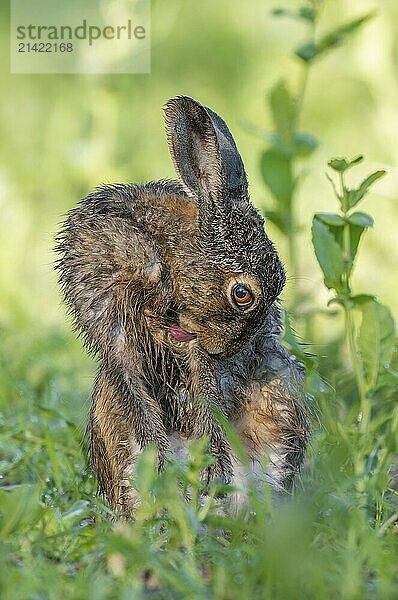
55, 96, 310, 515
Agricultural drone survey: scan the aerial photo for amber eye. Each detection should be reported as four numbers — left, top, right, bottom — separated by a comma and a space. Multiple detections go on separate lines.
231, 284, 254, 308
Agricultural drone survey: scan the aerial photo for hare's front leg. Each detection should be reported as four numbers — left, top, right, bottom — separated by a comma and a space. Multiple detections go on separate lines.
186, 348, 233, 485
89, 367, 169, 515
89, 370, 141, 514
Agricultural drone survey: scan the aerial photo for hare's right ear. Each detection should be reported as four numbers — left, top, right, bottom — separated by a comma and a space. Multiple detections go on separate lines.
164, 96, 248, 206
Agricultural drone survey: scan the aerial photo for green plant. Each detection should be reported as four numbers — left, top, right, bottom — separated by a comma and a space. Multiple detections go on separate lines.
312, 156, 397, 503
260, 2, 374, 311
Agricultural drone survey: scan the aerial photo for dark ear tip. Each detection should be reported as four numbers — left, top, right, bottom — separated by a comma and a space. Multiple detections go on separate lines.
163, 95, 203, 113
163, 96, 208, 128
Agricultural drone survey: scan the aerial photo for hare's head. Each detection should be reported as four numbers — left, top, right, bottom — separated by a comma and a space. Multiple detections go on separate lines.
164, 96, 285, 358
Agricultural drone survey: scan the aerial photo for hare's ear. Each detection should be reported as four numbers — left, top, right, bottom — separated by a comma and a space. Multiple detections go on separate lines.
164, 96, 248, 205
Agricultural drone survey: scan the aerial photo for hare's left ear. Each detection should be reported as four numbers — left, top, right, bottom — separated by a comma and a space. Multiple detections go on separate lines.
164, 96, 248, 206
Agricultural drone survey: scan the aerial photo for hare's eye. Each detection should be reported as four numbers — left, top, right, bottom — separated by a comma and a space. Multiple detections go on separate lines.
231, 284, 254, 308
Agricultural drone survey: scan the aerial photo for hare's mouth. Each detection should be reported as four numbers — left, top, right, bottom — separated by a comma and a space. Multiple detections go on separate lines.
170, 323, 197, 342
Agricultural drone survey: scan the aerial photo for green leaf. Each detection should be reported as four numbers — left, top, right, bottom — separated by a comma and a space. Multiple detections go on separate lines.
358, 299, 396, 390
0, 484, 41, 539
351, 294, 376, 306
245, 126, 292, 157
330, 219, 371, 275
61, 500, 91, 524
328, 158, 350, 173
272, 6, 316, 22
316, 213, 345, 227
263, 209, 290, 235
298, 6, 316, 23
313, 213, 347, 269
346, 170, 386, 209
272, 8, 289, 17
328, 155, 363, 173
295, 14, 373, 62
347, 223, 366, 271
269, 80, 295, 142
349, 155, 365, 167
374, 368, 398, 393
319, 14, 374, 53
260, 147, 294, 208
346, 212, 374, 228
295, 41, 318, 62
293, 132, 319, 157
312, 217, 345, 290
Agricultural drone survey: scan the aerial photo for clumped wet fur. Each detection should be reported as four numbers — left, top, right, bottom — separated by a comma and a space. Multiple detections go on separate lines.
55, 96, 309, 514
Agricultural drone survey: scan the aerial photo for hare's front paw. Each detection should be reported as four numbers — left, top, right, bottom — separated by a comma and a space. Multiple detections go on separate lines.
202, 440, 233, 486
113, 484, 141, 519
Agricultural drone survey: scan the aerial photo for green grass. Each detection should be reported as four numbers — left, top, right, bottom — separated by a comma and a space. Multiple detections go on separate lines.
0, 318, 397, 599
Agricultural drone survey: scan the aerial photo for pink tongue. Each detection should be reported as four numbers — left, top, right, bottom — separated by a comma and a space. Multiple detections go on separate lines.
170, 324, 196, 342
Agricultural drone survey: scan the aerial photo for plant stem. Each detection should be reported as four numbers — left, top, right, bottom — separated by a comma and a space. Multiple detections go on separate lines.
288, 64, 310, 311
287, 215, 298, 298
339, 170, 370, 435
343, 302, 370, 434
295, 63, 310, 132
288, 7, 318, 313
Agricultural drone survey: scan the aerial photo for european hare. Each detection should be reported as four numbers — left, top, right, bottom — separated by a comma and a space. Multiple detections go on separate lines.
55, 96, 309, 515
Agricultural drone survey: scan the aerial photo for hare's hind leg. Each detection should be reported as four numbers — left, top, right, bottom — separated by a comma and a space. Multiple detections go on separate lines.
242, 379, 307, 486
230, 362, 309, 508
89, 369, 142, 515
